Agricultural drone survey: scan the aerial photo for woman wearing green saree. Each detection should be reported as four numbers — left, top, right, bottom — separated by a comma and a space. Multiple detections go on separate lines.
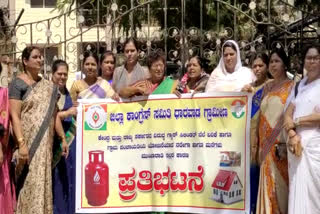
120, 50, 177, 98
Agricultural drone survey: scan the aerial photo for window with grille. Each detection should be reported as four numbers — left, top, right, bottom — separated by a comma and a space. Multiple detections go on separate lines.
30, 0, 57, 8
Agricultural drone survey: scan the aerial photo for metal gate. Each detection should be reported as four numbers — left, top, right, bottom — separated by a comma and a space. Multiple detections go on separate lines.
0, 0, 319, 78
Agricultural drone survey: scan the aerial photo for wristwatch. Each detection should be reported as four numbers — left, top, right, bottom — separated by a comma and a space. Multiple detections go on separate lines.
294, 117, 300, 127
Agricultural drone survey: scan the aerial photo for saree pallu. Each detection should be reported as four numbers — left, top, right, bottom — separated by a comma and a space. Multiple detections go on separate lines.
152, 77, 177, 94
0, 88, 15, 214
256, 80, 293, 214
250, 84, 265, 214
131, 77, 177, 95
52, 90, 77, 214
78, 77, 114, 99
251, 84, 265, 164
112, 63, 148, 93
16, 79, 58, 214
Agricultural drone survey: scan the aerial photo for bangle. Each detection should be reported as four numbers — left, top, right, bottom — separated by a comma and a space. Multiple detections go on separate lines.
289, 133, 297, 139
287, 129, 296, 138
17, 137, 24, 143
294, 117, 301, 127
59, 135, 66, 141
19, 141, 26, 148
64, 111, 69, 118
17, 137, 26, 147
61, 111, 67, 119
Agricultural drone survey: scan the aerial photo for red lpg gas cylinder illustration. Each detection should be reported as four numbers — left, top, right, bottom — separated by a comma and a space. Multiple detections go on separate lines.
85, 150, 109, 206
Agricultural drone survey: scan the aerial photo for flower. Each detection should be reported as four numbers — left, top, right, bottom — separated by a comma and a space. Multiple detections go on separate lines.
249, 1, 256, 10
282, 14, 290, 22
111, 3, 118, 11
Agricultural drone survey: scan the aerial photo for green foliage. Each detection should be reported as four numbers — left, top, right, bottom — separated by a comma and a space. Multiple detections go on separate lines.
114, 0, 145, 37
54, 0, 76, 14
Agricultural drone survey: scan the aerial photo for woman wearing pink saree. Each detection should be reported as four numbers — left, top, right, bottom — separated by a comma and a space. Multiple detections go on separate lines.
0, 62, 15, 214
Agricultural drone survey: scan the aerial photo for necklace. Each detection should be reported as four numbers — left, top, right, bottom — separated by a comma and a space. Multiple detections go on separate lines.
268, 78, 289, 92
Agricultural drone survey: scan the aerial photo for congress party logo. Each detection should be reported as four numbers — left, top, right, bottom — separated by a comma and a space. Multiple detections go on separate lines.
231, 100, 246, 119
84, 104, 107, 130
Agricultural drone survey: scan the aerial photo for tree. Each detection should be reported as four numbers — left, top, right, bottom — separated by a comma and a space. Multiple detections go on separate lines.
0, 7, 10, 39
294, 0, 320, 8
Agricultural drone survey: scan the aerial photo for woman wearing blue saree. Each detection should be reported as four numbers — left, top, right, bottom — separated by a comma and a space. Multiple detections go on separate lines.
242, 53, 269, 214
51, 60, 77, 214
242, 53, 270, 163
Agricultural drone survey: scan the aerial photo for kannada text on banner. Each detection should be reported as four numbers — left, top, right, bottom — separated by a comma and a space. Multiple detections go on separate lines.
75, 93, 251, 214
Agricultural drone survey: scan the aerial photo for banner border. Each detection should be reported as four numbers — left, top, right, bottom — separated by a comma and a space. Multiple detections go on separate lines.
76, 92, 252, 213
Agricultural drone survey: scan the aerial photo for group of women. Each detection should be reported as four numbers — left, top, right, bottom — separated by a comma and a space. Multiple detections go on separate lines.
0, 38, 319, 214
244, 44, 320, 214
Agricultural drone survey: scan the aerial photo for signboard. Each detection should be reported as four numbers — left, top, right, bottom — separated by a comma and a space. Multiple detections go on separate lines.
75, 93, 251, 214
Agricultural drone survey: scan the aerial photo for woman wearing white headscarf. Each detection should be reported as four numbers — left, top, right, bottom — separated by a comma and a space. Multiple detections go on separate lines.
205, 40, 256, 92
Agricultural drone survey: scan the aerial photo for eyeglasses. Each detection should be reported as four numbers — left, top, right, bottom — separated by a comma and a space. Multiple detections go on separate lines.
305, 55, 320, 62
151, 63, 164, 69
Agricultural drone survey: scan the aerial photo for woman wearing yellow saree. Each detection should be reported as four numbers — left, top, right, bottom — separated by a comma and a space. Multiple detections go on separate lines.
256, 49, 294, 214
70, 52, 119, 102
